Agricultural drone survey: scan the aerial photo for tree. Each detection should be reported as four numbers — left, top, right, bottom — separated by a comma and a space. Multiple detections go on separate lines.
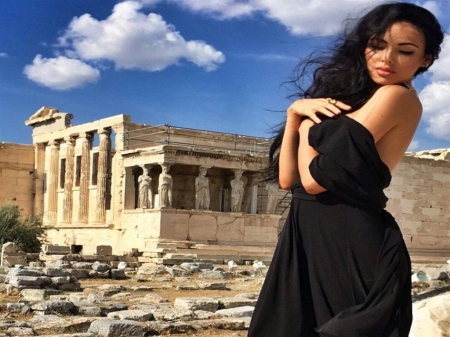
0, 204, 46, 252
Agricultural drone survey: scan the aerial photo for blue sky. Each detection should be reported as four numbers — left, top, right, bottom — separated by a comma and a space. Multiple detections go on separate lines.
1, 0, 449, 151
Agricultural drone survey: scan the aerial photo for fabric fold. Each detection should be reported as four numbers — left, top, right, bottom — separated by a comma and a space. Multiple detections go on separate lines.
308, 115, 412, 337
248, 114, 412, 337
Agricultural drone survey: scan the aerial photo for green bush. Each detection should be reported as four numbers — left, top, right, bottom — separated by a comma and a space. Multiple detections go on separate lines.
0, 203, 46, 253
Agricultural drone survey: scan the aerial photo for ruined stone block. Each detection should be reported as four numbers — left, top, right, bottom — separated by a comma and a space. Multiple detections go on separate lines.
42, 245, 71, 255
96, 245, 113, 255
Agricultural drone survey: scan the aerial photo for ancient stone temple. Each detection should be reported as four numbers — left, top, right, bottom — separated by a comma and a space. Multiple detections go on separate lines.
0, 106, 446, 262
24, 107, 290, 261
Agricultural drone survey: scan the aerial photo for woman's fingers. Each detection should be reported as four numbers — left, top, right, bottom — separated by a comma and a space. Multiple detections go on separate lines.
320, 104, 341, 116
322, 99, 351, 114
287, 98, 352, 124
334, 101, 352, 110
306, 112, 323, 124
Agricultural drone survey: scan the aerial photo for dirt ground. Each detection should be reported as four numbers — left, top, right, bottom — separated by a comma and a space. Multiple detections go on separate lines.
169, 330, 247, 336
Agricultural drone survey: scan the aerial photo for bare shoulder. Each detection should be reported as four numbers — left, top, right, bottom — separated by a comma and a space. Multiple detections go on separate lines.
355, 84, 422, 143
368, 84, 422, 118
365, 85, 423, 170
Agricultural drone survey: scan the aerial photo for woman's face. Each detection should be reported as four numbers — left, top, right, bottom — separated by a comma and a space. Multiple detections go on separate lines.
365, 21, 430, 86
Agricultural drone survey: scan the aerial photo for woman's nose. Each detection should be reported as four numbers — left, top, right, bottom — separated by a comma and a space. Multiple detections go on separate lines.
381, 48, 393, 63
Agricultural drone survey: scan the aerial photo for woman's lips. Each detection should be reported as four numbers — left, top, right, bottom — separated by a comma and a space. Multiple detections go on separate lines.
376, 67, 396, 76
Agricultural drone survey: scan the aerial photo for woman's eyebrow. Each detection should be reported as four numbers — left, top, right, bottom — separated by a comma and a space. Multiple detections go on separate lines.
398, 42, 419, 48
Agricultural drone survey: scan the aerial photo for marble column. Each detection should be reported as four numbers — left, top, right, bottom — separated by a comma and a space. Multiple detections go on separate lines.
96, 128, 111, 222
62, 137, 75, 223
33, 143, 46, 217
47, 140, 60, 224
110, 126, 125, 225
78, 133, 92, 223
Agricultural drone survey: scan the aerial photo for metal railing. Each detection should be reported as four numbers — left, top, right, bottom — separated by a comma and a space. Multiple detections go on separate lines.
123, 124, 271, 156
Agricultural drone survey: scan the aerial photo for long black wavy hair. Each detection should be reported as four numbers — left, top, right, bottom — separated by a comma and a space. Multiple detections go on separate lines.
266, 2, 443, 182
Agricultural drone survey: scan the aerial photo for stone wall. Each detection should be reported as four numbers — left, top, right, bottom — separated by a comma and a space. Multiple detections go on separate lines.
43, 209, 280, 258
0, 143, 34, 216
385, 154, 450, 254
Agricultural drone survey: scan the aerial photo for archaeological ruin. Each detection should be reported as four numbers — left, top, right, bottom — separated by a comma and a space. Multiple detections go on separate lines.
0, 106, 449, 263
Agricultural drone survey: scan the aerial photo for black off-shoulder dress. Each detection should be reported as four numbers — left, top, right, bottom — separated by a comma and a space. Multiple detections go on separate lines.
248, 115, 412, 337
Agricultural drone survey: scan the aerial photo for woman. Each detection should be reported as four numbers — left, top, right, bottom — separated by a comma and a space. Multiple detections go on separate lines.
248, 3, 443, 337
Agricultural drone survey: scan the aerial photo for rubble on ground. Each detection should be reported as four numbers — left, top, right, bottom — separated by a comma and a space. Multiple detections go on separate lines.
2, 248, 450, 336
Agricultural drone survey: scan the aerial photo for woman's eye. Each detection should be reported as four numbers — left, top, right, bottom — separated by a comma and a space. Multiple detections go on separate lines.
369, 44, 383, 51
399, 50, 414, 55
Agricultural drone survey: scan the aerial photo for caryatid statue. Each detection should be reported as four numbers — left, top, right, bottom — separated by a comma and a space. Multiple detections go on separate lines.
230, 169, 245, 212
195, 166, 210, 210
138, 166, 153, 209
158, 163, 173, 208
266, 181, 279, 214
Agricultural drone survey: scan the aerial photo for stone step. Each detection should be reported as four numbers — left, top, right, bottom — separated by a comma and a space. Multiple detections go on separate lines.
409, 248, 450, 264
186, 244, 276, 253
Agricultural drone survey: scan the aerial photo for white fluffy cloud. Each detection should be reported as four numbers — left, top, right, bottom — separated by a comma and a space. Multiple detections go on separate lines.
59, 1, 224, 71
417, 1, 441, 17
429, 34, 450, 81
166, 0, 254, 19
23, 55, 100, 90
250, 0, 382, 36
419, 34, 450, 141
24, 0, 224, 90
420, 81, 450, 140
156, 0, 443, 36
158, 0, 381, 36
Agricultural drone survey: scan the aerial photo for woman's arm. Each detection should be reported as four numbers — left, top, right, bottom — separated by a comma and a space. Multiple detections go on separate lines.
278, 114, 301, 190
278, 98, 351, 190
298, 119, 327, 194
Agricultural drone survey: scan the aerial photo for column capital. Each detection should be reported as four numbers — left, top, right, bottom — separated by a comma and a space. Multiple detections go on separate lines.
233, 169, 244, 177
79, 132, 93, 139
97, 127, 111, 136
245, 172, 261, 185
33, 142, 46, 150
64, 136, 75, 144
48, 139, 60, 148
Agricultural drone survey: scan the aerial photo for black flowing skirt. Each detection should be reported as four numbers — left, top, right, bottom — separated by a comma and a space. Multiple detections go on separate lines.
249, 115, 412, 336
247, 184, 411, 337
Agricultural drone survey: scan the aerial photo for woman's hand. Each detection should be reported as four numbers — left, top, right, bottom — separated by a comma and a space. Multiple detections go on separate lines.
287, 98, 352, 124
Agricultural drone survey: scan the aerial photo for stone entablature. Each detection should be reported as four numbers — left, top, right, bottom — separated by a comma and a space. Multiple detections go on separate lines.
30, 114, 130, 145
121, 145, 266, 170
122, 124, 270, 156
